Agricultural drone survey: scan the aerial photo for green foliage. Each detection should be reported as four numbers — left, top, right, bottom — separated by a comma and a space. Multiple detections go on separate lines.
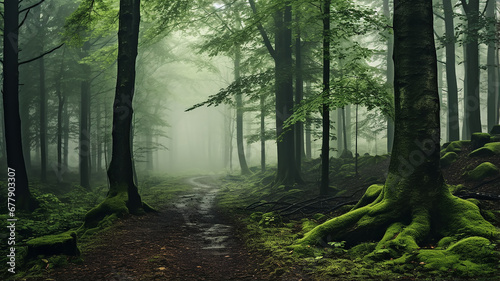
186, 69, 274, 111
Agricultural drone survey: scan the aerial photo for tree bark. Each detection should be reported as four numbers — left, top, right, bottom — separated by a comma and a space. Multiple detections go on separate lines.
486, 0, 498, 132
295, 11, 304, 174
260, 93, 266, 172
443, 0, 460, 141
384, 0, 395, 153
274, 3, 302, 186
234, 44, 251, 175
2, 0, 36, 211
462, 0, 482, 135
80, 41, 91, 189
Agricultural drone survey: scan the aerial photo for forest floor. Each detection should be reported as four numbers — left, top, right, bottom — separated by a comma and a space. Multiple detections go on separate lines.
28, 176, 277, 281
9, 141, 500, 280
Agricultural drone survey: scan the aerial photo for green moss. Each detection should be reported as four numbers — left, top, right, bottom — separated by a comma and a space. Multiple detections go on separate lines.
348, 242, 376, 258
26, 231, 80, 257
441, 140, 464, 155
301, 219, 319, 233
259, 212, 282, 227
435, 191, 498, 239
436, 236, 456, 249
418, 237, 498, 276
440, 152, 458, 168
448, 184, 465, 194
471, 133, 491, 149
469, 142, 500, 157
463, 162, 499, 181
83, 192, 129, 229
351, 184, 383, 210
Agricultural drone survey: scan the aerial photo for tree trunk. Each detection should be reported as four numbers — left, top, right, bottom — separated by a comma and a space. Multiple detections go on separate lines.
56, 47, 66, 182
305, 81, 312, 159
384, 0, 394, 153
443, 0, 460, 141
336, 109, 343, 156
274, 3, 302, 186
320, 0, 331, 196
2, 0, 37, 211
80, 41, 91, 189
39, 55, 48, 183
295, 11, 304, 174
486, 0, 498, 132
63, 97, 69, 169
260, 93, 266, 172
84, 0, 149, 229
463, 0, 482, 135
297, 0, 496, 259
234, 44, 251, 175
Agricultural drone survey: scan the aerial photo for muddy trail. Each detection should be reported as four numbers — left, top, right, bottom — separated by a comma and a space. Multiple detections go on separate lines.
38, 176, 270, 281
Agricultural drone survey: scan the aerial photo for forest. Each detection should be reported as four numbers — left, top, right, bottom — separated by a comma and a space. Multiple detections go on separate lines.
0, 0, 499, 280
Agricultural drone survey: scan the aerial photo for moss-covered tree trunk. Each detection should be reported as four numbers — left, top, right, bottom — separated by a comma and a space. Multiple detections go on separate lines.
84, 0, 149, 228
297, 0, 497, 258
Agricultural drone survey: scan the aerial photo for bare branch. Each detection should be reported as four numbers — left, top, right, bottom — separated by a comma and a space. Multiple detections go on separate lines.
19, 43, 64, 65
19, 0, 45, 13
248, 0, 276, 61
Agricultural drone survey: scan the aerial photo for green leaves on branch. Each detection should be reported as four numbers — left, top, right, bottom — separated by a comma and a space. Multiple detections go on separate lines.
185, 69, 273, 111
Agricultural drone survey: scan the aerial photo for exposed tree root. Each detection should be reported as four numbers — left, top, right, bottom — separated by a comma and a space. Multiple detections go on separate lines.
294, 184, 498, 267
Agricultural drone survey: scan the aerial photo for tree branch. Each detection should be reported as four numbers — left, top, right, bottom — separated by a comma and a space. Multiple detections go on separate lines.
460, 0, 468, 12
19, 9, 30, 28
248, 0, 276, 61
19, 0, 45, 13
19, 43, 64, 65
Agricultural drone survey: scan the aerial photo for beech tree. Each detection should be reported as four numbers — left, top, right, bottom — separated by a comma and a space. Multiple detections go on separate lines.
84, 0, 151, 228
296, 0, 497, 261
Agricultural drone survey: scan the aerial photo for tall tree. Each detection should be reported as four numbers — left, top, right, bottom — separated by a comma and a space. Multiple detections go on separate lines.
2, 0, 37, 211
80, 41, 91, 189
234, 43, 252, 175
274, 2, 302, 185
248, 0, 302, 185
84, 0, 150, 227
486, 0, 498, 132
320, 0, 331, 196
461, 0, 482, 135
443, 0, 460, 141
383, 0, 394, 153
297, 0, 496, 262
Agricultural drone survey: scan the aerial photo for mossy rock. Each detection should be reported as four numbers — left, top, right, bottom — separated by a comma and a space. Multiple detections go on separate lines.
26, 231, 80, 258
440, 152, 458, 168
440, 140, 464, 155
417, 237, 498, 276
490, 124, 500, 135
463, 162, 499, 181
469, 142, 500, 157
471, 133, 491, 149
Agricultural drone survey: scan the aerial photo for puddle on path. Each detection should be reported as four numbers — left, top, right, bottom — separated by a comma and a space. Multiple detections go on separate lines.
174, 176, 233, 256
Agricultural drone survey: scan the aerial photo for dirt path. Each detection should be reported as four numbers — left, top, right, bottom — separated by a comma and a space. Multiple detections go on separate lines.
40, 176, 269, 281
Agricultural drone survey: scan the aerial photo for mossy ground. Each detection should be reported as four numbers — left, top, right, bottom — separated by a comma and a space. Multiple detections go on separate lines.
216, 150, 500, 280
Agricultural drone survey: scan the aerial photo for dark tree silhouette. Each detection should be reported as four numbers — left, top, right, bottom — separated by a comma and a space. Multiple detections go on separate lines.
84, 0, 151, 228
2, 0, 37, 211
